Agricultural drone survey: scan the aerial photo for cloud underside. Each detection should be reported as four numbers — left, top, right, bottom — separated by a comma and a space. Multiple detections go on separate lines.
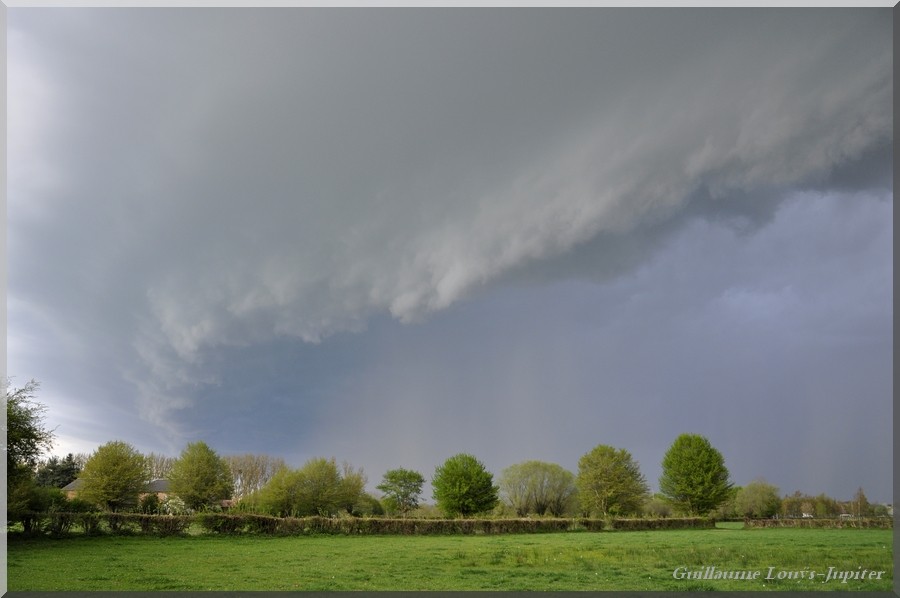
7, 9, 892, 444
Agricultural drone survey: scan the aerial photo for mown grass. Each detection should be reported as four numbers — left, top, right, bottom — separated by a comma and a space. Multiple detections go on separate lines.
7, 526, 893, 591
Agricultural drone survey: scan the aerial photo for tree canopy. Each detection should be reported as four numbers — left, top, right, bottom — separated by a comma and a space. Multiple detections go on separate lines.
224, 453, 287, 501
254, 457, 365, 517
78, 440, 149, 512
336, 462, 368, 515
6, 379, 57, 524
499, 461, 576, 517
431, 453, 499, 517
377, 467, 425, 516
576, 445, 648, 516
5, 379, 54, 477
168, 441, 234, 510
659, 433, 732, 515
734, 479, 780, 518
35, 453, 81, 488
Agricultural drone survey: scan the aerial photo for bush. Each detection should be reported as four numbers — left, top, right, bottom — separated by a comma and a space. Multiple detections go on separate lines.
245, 514, 279, 534
101, 513, 191, 536
161, 496, 190, 515
44, 511, 74, 536
139, 493, 161, 514
197, 513, 245, 534
66, 497, 98, 514
78, 512, 102, 535
103, 512, 141, 534
744, 517, 892, 529
151, 514, 192, 536
609, 517, 713, 530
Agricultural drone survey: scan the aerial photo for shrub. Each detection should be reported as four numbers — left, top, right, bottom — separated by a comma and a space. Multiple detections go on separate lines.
197, 513, 245, 534
161, 496, 190, 515
139, 493, 161, 514
44, 511, 74, 536
151, 514, 192, 536
136, 514, 156, 534
245, 514, 279, 534
609, 517, 713, 531
78, 512, 102, 535
103, 512, 141, 534
744, 517, 893, 529
66, 497, 98, 514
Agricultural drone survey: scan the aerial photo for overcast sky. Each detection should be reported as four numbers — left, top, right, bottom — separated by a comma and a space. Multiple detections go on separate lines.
6, 8, 892, 503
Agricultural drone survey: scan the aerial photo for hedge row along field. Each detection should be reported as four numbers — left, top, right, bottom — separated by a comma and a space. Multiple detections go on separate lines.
20, 512, 714, 537
743, 517, 893, 529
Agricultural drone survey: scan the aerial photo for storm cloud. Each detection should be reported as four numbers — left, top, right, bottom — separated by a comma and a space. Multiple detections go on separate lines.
7, 8, 892, 502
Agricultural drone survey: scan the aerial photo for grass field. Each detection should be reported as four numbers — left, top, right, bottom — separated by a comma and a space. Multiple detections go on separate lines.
7, 525, 893, 591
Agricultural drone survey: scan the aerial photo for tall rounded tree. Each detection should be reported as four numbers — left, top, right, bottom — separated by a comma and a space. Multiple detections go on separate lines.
377, 467, 425, 516
79, 441, 148, 512
734, 479, 780, 519
255, 457, 348, 517
659, 433, 732, 515
169, 441, 234, 511
576, 445, 649, 516
500, 461, 576, 517
432, 453, 499, 517
5, 379, 54, 479
5, 379, 55, 521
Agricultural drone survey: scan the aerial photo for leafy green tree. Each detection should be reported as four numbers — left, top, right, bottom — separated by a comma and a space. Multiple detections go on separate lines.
643, 493, 674, 518
336, 462, 368, 515
298, 457, 343, 516
139, 492, 162, 514
499, 461, 577, 517
35, 453, 82, 488
168, 441, 234, 511
781, 490, 813, 518
431, 453, 499, 517
78, 441, 148, 512
813, 493, 840, 518
576, 445, 648, 516
356, 493, 386, 516
5, 379, 55, 524
255, 466, 303, 517
659, 433, 732, 515
851, 487, 870, 518
255, 457, 351, 517
5, 379, 54, 479
734, 479, 780, 518
711, 485, 741, 519
224, 453, 287, 501
377, 468, 426, 516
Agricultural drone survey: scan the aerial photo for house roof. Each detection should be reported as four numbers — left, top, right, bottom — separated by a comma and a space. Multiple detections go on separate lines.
145, 478, 170, 492
61, 478, 84, 491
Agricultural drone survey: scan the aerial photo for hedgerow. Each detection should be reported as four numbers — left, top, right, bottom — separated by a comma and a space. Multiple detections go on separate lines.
743, 517, 893, 529
19, 512, 718, 536
610, 517, 713, 530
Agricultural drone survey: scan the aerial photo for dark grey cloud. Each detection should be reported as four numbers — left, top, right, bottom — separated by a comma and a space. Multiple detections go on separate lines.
6, 8, 892, 501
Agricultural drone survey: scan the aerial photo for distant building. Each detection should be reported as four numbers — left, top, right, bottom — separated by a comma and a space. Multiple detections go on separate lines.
62, 478, 171, 502
61, 478, 83, 499
144, 479, 171, 501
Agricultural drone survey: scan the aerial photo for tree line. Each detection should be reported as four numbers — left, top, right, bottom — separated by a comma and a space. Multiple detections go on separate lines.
7, 379, 888, 524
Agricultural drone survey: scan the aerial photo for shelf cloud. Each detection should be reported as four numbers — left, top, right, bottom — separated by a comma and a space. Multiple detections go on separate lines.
7, 8, 892, 502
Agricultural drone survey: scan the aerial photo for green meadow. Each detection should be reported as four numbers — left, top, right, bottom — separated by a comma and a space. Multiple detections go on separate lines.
7, 525, 893, 591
